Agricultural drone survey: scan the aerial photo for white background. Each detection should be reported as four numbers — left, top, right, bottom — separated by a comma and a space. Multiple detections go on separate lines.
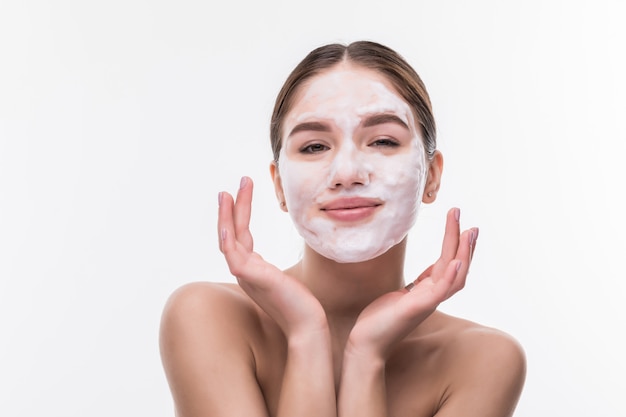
1, 1, 625, 416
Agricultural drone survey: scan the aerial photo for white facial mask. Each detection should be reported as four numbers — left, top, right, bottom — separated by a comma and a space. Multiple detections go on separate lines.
278, 65, 428, 263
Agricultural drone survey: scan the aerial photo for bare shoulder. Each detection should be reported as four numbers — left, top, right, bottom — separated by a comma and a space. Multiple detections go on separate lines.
437, 312, 526, 368
159, 281, 269, 417
432, 312, 527, 417
159, 281, 264, 368
161, 281, 256, 329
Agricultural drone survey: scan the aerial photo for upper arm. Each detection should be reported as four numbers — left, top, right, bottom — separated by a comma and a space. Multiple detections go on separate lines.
159, 282, 269, 417
435, 329, 527, 417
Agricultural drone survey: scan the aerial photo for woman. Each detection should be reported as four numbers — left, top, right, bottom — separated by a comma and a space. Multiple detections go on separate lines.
160, 41, 526, 417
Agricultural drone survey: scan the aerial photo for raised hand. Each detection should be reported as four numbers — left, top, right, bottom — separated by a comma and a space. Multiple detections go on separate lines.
218, 176, 328, 338
345, 207, 478, 360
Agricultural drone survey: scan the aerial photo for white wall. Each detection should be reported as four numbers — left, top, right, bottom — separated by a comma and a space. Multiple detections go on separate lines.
1, 1, 624, 416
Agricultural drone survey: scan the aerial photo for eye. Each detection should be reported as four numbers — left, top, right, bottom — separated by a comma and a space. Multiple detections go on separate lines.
300, 143, 330, 154
370, 138, 399, 147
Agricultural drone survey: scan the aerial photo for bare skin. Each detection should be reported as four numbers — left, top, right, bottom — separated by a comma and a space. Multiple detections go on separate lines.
159, 177, 526, 417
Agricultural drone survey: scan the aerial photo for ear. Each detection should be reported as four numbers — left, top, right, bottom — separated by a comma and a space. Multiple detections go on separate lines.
422, 150, 443, 203
270, 161, 288, 212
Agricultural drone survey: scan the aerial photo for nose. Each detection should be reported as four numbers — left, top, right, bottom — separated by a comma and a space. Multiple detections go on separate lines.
327, 144, 372, 189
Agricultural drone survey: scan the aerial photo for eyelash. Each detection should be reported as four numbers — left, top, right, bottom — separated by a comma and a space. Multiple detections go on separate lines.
299, 138, 399, 154
300, 143, 330, 154
370, 138, 399, 147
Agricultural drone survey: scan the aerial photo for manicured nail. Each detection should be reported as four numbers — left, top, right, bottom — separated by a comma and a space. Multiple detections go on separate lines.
469, 230, 475, 247
221, 228, 227, 241
218, 192, 223, 206
240, 176, 247, 189
456, 260, 462, 272
455, 208, 460, 222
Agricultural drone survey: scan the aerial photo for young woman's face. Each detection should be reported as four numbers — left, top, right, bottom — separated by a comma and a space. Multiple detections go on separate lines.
275, 63, 428, 263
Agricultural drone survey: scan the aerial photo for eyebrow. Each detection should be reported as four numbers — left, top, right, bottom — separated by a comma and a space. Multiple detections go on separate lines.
361, 113, 409, 129
287, 113, 409, 138
288, 121, 332, 137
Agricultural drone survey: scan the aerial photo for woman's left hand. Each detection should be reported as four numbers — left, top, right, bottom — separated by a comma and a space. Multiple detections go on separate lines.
345, 208, 478, 360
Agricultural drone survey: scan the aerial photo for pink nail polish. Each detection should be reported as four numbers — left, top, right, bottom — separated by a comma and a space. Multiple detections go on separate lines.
455, 208, 460, 222
240, 176, 247, 189
221, 228, 227, 241
456, 260, 462, 272
218, 192, 223, 206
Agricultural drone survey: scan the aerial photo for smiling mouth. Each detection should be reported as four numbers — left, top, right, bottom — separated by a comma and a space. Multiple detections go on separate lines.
320, 198, 383, 221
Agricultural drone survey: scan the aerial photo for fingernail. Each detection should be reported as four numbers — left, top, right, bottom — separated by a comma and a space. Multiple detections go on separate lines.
240, 176, 247, 189
218, 192, 223, 206
455, 208, 460, 222
221, 228, 227, 241
469, 230, 475, 247
456, 260, 462, 272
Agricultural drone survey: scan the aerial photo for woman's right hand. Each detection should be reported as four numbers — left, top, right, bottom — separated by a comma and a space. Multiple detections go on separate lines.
218, 176, 328, 339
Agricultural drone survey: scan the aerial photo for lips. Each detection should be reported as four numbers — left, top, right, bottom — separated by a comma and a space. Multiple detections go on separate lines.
320, 197, 383, 222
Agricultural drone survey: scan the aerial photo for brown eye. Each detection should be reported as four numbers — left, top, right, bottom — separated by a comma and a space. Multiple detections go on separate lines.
370, 138, 399, 147
300, 143, 330, 154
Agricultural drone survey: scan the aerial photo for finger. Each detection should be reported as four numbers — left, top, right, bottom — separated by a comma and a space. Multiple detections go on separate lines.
469, 227, 479, 260
415, 264, 434, 284
217, 191, 236, 254
446, 227, 478, 297
439, 207, 461, 263
217, 191, 256, 279
414, 223, 476, 290
402, 259, 462, 313
233, 176, 254, 251
442, 259, 464, 301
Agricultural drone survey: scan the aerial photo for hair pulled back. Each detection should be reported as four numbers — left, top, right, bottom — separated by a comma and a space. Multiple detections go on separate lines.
270, 41, 436, 162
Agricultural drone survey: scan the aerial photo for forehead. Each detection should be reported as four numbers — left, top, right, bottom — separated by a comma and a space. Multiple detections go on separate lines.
286, 63, 411, 120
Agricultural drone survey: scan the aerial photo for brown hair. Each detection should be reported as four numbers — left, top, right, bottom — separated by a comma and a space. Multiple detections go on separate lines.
270, 41, 436, 162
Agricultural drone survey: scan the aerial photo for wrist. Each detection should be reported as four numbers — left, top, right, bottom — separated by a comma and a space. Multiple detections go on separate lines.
343, 341, 386, 373
344, 334, 388, 364
287, 323, 331, 350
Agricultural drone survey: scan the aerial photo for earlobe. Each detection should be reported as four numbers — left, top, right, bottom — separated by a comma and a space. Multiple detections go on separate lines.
422, 151, 443, 203
270, 161, 288, 212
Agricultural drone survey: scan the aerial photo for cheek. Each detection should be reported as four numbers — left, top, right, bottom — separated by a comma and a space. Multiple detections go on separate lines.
279, 159, 328, 207
373, 152, 425, 194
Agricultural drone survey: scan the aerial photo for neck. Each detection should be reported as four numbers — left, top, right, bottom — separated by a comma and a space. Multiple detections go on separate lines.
285, 239, 408, 384
287, 239, 408, 319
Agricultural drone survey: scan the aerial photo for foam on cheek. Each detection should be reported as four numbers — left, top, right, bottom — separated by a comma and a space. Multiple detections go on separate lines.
278, 149, 322, 223
359, 143, 426, 235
